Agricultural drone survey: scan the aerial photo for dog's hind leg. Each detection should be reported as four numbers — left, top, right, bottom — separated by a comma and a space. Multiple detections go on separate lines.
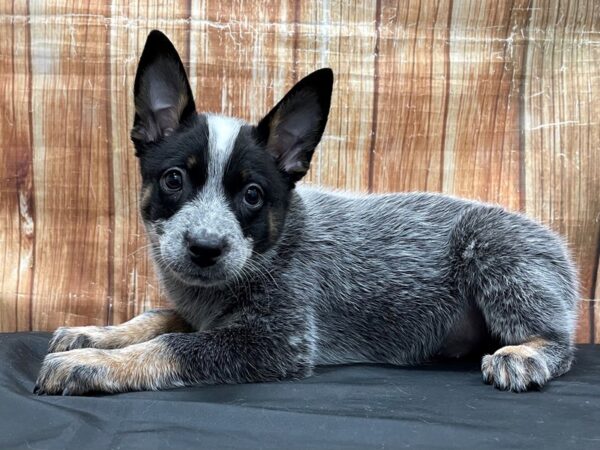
450, 206, 578, 392
47, 309, 192, 353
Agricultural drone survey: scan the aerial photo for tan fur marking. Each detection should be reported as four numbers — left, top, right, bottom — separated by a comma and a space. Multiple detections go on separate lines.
494, 338, 549, 358
527, 337, 549, 350
187, 155, 197, 169
99, 311, 191, 348
106, 340, 180, 389
495, 344, 537, 359
268, 211, 278, 242
38, 339, 182, 394
240, 168, 252, 181
140, 184, 153, 210
49, 310, 191, 352
481, 338, 552, 391
176, 91, 189, 118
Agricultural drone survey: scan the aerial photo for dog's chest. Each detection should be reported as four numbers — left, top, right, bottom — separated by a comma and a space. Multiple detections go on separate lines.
172, 292, 235, 332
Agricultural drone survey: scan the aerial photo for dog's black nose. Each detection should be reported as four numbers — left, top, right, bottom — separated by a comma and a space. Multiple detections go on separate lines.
186, 233, 228, 267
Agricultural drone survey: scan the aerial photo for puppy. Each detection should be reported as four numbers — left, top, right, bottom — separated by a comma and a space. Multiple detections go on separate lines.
35, 30, 578, 395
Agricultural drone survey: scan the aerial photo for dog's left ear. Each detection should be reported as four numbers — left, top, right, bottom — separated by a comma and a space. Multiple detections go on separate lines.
131, 30, 196, 149
257, 68, 333, 183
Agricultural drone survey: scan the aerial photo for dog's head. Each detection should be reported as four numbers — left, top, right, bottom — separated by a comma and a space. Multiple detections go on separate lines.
131, 30, 333, 287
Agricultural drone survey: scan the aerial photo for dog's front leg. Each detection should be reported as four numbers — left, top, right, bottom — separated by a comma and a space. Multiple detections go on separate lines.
35, 324, 312, 395
47, 309, 192, 353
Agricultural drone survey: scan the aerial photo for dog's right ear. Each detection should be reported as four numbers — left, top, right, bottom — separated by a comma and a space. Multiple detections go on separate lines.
131, 30, 196, 151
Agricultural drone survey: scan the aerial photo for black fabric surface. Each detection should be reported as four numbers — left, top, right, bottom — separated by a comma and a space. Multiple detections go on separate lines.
0, 333, 598, 449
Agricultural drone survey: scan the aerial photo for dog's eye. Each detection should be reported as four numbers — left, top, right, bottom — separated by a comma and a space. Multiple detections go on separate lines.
160, 168, 185, 193
243, 184, 263, 208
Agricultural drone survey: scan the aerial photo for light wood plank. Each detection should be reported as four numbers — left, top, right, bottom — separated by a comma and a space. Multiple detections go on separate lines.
0, 1, 34, 331
189, 1, 295, 121
29, 2, 112, 330
296, 0, 376, 190
371, 0, 451, 192
523, 0, 600, 343
442, 0, 528, 210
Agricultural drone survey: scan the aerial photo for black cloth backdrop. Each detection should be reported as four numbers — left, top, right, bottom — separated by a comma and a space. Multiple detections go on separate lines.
1, 333, 599, 449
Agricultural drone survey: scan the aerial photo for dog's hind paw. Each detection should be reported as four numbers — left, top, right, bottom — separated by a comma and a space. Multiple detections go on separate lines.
481, 344, 551, 392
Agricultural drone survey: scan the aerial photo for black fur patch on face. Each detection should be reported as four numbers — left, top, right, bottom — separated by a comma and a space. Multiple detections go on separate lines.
137, 114, 209, 222
223, 125, 291, 253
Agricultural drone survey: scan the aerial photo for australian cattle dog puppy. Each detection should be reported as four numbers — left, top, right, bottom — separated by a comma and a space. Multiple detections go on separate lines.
35, 30, 578, 395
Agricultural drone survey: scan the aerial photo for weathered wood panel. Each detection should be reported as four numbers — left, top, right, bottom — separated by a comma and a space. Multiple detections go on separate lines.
189, 2, 295, 123
297, 0, 376, 190
522, 0, 600, 343
0, 1, 34, 331
441, 0, 527, 211
29, 2, 112, 330
371, 0, 450, 193
0, 1, 598, 342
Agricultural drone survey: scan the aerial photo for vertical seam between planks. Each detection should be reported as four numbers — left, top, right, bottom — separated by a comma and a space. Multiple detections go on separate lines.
292, 0, 300, 83
518, 0, 533, 213
25, 0, 36, 331
367, 0, 381, 193
587, 0, 597, 342
186, 0, 192, 76
439, 0, 453, 191
12, 0, 20, 331
106, 4, 115, 326
591, 231, 599, 343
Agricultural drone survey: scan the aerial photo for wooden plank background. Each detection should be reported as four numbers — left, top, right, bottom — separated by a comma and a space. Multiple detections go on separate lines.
0, 0, 598, 343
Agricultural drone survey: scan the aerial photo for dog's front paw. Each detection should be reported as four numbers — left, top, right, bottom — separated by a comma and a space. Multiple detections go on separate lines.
481, 345, 551, 392
48, 326, 104, 353
34, 348, 117, 395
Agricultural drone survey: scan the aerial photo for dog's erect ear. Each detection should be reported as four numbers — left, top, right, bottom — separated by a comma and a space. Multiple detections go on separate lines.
257, 68, 333, 183
131, 30, 196, 148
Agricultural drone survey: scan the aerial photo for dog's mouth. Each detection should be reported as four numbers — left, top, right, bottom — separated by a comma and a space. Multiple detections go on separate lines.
154, 252, 242, 287
165, 264, 233, 287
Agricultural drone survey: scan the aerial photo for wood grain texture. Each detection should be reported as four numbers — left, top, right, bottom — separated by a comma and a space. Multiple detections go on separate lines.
441, 0, 527, 210
0, 1, 34, 331
522, 0, 600, 343
296, 0, 376, 190
189, 1, 295, 122
595, 255, 600, 343
371, 0, 451, 192
29, 1, 111, 330
0, 1, 597, 342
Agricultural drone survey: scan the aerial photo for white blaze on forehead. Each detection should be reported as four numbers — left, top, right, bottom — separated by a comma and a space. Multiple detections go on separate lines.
157, 114, 252, 285
205, 114, 244, 184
